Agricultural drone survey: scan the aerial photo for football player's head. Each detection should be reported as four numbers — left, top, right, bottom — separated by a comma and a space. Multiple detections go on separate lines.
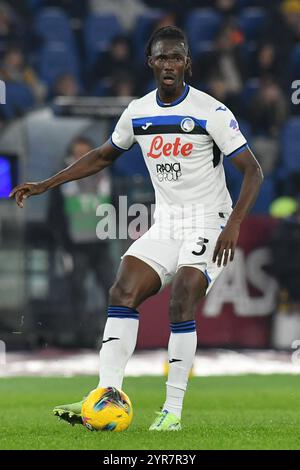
146, 26, 192, 93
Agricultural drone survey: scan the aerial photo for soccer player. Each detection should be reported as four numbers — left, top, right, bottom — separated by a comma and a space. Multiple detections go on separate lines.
10, 26, 263, 431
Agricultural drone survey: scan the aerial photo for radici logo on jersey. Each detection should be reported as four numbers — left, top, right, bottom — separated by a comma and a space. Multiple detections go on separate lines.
111, 84, 248, 217
156, 162, 182, 182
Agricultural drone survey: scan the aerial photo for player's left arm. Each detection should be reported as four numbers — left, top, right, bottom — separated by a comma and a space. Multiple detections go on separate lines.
213, 147, 264, 267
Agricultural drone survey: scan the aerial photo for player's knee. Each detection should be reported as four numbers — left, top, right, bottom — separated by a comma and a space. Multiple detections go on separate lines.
108, 281, 138, 308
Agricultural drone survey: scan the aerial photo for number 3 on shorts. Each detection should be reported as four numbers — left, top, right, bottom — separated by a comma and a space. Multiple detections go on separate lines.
192, 237, 209, 256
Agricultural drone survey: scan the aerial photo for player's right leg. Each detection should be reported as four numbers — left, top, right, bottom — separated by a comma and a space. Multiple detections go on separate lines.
53, 255, 161, 425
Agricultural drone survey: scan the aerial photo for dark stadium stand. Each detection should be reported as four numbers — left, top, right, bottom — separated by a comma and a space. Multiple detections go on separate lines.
2, 81, 35, 118
281, 117, 300, 173
238, 7, 267, 41
33, 7, 76, 46
38, 42, 80, 87
1, 0, 300, 214
2, 0, 300, 354
133, 10, 163, 65
84, 13, 124, 67
185, 9, 222, 57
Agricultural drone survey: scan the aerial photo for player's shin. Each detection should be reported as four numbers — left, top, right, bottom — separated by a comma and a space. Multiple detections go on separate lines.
98, 306, 139, 389
163, 321, 197, 419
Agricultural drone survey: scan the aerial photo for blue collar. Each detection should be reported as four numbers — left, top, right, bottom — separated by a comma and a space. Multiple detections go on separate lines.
156, 84, 190, 107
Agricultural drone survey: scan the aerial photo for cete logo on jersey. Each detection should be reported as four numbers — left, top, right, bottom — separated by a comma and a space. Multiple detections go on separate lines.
180, 117, 195, 132
147, 136, 193, 159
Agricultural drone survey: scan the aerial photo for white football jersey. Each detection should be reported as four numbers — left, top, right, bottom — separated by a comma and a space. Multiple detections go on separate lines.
111, 84, 247, 222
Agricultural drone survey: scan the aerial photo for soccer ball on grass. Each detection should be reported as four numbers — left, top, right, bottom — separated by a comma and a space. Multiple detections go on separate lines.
81, 387, 133, 432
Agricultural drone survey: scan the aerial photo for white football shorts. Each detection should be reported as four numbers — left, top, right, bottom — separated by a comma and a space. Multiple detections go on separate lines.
122, 212, 230, 292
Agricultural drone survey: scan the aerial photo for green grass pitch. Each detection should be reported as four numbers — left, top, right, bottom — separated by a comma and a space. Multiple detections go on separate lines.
0, 375, 300, 450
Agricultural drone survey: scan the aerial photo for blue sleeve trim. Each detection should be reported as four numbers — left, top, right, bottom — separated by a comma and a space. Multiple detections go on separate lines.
226, 143, 248, 159
109, 136, 128, 152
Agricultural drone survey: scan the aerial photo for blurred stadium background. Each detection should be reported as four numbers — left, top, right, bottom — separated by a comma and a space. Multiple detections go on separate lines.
1, 0, 300, 375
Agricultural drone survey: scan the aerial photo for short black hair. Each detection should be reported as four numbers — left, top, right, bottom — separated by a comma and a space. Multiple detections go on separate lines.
145, 26, 192, 76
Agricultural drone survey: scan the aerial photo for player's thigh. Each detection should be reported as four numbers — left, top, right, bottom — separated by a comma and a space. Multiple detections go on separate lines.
109, 255, 162, 308
122, 223, 180, 291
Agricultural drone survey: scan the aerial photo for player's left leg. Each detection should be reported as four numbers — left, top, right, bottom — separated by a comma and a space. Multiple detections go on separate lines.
149, 266, 208, 431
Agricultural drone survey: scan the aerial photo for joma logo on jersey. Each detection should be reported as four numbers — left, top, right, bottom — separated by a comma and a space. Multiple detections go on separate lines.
147, 136, 193, 159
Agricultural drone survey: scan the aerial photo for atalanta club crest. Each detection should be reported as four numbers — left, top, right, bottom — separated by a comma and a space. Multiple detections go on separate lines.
180, 117, 195, 133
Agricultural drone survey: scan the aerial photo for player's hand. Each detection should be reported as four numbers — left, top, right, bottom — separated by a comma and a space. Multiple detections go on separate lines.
213, 220, 240, 267
9, 182, 47, 208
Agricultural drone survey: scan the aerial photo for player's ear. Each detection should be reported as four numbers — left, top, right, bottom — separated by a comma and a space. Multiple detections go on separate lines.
185, 56, 192, 75
148, 56, 154, 68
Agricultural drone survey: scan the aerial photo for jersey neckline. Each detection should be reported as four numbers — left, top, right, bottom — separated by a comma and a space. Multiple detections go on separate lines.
156, 84, 190, 108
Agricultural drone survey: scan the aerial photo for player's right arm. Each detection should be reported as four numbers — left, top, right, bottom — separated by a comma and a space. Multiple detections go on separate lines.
9, 140, 122, 208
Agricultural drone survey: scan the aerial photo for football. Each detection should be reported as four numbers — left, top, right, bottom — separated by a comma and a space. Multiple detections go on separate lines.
81, 387, 133, 432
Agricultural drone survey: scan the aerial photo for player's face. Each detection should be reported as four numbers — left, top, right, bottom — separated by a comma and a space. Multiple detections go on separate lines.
149, 39, 189, 95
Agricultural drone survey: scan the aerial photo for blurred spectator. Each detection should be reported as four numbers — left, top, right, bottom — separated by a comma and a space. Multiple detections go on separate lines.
251, 135, 279, 176
153, 12, 177, 31
0, 1, 24, 54
283, 171, 300, 199
248, 78, 289, 138
142, 0, 240, 28
142, 0, 188, 26
280, 0, 300, 45
194, 22, 248, 95
48, 137, 114, 333
142, 1, 205, 19
0, 45, 46, 103
270, 200, 300, 304
206, 76, 240, 115
270, 198, 300, 348
247, 78, 288, 175
90, 35, 135, 91
90, 0, 148, 31
5, 0, 31, 19
252, 43, 282, 83
264, 0, 300, 75
108, 72, 136, 97
52, 73, 80, 98
213, 0, 238, 17
45, 0, 88, 21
